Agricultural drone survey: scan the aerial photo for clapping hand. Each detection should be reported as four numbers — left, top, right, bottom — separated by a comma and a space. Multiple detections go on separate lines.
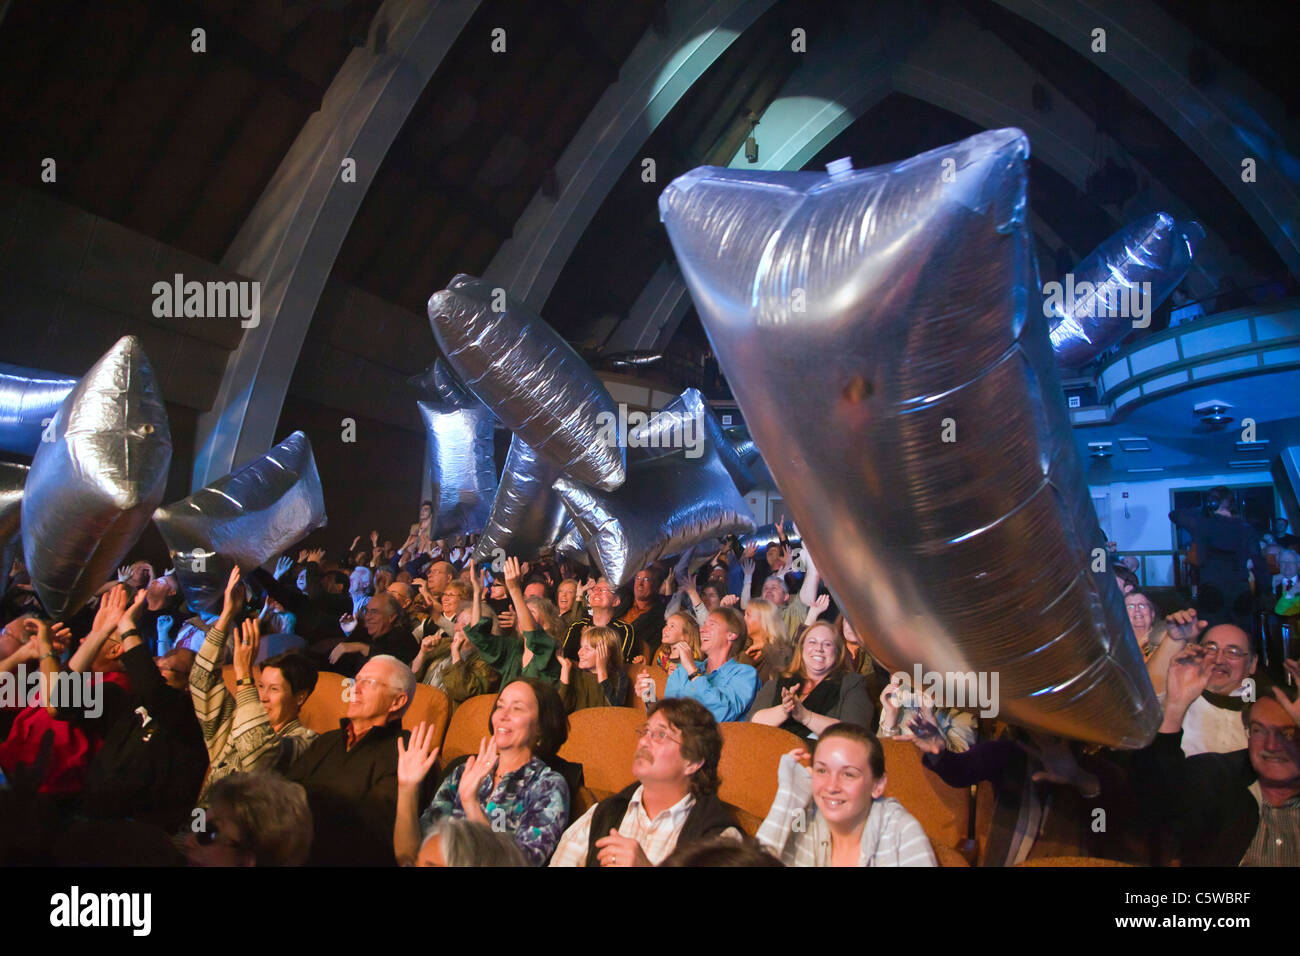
233, 618, 260, 681
458, 736, 499, 809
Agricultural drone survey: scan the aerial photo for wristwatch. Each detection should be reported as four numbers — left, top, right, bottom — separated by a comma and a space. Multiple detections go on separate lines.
688, 670, 703, 681
119, 629, 141, 641
236, 677, 255, 688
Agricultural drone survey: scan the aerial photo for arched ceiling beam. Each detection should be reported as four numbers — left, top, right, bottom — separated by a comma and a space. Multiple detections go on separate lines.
192, 0, 481, 489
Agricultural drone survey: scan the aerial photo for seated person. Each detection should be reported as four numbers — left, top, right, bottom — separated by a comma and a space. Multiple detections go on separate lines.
182, 771, 313, 867
414, 818, 526, 867
641, 607, 760, 723
463, 558, 559, 685
550, 698, 740, 866
328, 592, 419, 677
621, 567, 667, 663
283, 654, 415, 866
562, 577, 635, 663
1132, 655, 1300, 865
748, 621, 874, 741
757, 722, 936, 866
557, 625, 627, 711
742, 599, 795, 684
394, 678, 571, 867
1146, 617, 1255, 756
190, 569, 318, 803
51, 590, 207, 833
652, 612, 700, 673
1124, 590, 1164, 661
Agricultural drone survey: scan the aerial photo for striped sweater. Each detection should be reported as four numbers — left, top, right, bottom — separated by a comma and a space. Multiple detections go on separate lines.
189, 624, 316, 804
757, 753, 937, 867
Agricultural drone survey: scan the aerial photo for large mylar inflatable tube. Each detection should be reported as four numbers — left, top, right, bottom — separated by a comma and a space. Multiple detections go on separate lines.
22, 337, 172, 618
153, 431, 326, 617
472, 435, 567, 565
659, 129, 1158, 748
0, 461, 28, 549
428, 275, 625, 492
418, 401, 497, 539
0, 363, 77, 456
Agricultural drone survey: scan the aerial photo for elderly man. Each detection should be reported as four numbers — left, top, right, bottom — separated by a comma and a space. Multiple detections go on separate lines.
550, 698, 740, 866
1146, 611, 1257, 756
563, 577, 635, 663
328, 592, 419, 677
619, 567, 667, 664
284, 654, 415, 865
1135, 653, 1300, 865
644, 607, 760, 722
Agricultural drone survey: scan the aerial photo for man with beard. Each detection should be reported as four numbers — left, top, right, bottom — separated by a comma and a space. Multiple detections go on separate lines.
548, 698, 739, 866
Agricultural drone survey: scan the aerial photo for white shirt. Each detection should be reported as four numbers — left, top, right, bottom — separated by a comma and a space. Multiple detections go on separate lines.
549, 786, 739, 866
1181, 691, 1249, 757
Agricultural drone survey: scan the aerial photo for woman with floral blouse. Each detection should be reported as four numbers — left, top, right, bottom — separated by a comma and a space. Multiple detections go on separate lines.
394, 676, 570, 866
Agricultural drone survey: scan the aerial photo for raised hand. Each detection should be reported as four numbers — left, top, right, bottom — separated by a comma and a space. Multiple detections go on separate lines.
397, 721, 441, 790
742, 543, 757, 561
117, 565, 132, 583
308, 548, 326, 563
48, 623, 72, 656
557, 654, 572, 684
458, 736, 499, 809
233, 618, 261, 680
91, 584, 130, 637
350, 535, 362, 551
775, 516, 785, 539
117, 589, 147, 639
806, 593, 830, 624
222, 566, 245, 620
502, 555, 522, 588
450, 632, 468, 664
720, 593, 739, 608
274, 556, 293, 580
1164, 608, 1207, 644
741, 556, 755, 577
1165, 643, 1216, 710
904, 711, 946, 755
370, 530, 379, 545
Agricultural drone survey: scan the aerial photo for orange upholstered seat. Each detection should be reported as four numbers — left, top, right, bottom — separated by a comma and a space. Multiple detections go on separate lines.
438, 693, 498, 770
717, 722, 803, 836
624, 663, 667, 705
558, 706, 642, 801
1014, 856, 1135, 867
879, 739, 971, 851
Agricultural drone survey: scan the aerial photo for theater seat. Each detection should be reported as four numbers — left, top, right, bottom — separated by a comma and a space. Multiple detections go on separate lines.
1014, 856, 1134, 867
931, 840, 970, 867
624, 663, 666, 706
717, 722, 803, 836
439, 694, 497, 770
402, 683, 450, 741
298, 671, 348, 735
879, 739, 970, 851
558, 707, 641, 801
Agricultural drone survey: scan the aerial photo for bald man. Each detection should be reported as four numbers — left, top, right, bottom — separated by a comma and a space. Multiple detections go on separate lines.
1152, 618, 1258, 757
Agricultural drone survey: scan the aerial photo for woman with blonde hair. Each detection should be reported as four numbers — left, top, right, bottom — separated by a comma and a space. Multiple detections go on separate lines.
557, 625, 627, 710
743, 599, 793, 683
748, 621, 873, 740
652, 612, 701, 673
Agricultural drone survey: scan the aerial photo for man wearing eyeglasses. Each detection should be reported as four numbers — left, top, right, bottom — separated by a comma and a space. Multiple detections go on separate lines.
284, 654, 414, 865
1134, 651, 1300, 865
561, 577, 635, 663
1154, 624, 1259, 758
548, 697, 739, 866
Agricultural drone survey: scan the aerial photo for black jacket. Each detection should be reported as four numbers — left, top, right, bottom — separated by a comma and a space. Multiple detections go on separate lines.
64, 644, 208, 833
284, 718, 407, 866
585, 783, 737, 866
1133, 729, 1259, 866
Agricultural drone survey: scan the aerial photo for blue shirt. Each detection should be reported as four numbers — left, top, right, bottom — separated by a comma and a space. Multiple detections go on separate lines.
663, 658, 761, 722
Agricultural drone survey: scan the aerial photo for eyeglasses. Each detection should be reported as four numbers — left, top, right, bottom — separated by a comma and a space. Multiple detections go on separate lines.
1202, 642, 1250, 660
1249, 723, 1299, 744
634, 724, 681, 745
1125, 604, 1154, 616
192, 821, 240, 848
352, 677, 395, 693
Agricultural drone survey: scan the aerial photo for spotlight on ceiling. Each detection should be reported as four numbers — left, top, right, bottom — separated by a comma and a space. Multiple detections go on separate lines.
1193, 399, 1234, 429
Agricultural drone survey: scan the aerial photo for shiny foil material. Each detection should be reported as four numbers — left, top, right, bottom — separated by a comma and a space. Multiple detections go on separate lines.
554, 517, 589, 564
0, 461, 28, 548
472, 434, 568, 564
153, 431, 326, 616
428, 275, 626, 491
0, 363, 78, 455
738, 525, 802, 553
418, 400, 497, 538
659, 130, 1158, 748
554, 443, 755, 587
627, 388, 756, 494
1047, 213, 1204, 368
22, 337, 172, 618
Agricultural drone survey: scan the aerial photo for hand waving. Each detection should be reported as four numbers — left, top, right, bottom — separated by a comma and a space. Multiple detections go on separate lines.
397, 721, 441, 790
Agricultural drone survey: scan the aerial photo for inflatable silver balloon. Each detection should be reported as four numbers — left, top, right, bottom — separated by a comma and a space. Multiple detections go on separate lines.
738, 525, 801, 553
418, 401, 497, 538
554, 443, 755, 587
626, 388, 756, 494
554, 517, 589, 564
428, 275, 625, 491
660, 130, 1158, 749
472, 435, 567, 564
22, 337, 172, 618
1047, 213, 1204, 368
153, 431, 326, 616
0, 363, 78, 456
0, 461, 28, 548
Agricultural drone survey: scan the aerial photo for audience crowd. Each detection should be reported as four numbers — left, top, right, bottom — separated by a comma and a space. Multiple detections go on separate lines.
0, 500, 1296, 868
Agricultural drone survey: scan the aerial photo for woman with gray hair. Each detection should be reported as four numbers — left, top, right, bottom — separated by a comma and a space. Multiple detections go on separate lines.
413, 818, 527, 867
182, 771, 313, 867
